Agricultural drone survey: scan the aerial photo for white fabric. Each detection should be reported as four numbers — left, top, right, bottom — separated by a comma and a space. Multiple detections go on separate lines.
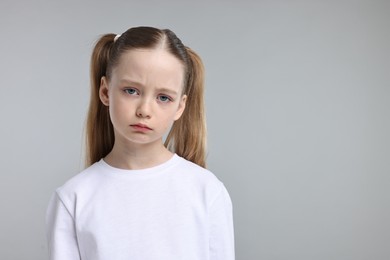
46, 154, 235, 260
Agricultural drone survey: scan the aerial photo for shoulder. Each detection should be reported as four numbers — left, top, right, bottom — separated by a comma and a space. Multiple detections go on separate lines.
55, 161, 104, 204
174, 155, 226, 200
176, 156, 220, 181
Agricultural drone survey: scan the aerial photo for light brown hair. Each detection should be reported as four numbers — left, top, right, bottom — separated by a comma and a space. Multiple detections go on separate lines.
86, 27, 206, 168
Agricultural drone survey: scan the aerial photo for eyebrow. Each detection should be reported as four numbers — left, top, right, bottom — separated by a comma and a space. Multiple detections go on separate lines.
119, 79, 179, 96
155, 87, 178, 96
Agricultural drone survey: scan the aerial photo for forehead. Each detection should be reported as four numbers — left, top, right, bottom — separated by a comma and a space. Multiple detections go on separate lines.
111, 48, 185, 89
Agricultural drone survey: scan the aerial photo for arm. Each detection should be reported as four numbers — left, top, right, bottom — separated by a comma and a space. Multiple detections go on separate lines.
45, 192, 81, 260
209, 184, 235, 260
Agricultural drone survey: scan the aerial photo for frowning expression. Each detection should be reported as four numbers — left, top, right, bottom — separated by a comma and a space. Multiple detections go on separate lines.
99, 48, 187, 147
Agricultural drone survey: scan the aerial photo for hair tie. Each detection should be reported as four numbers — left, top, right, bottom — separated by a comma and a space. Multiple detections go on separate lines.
114, 34, 121, 42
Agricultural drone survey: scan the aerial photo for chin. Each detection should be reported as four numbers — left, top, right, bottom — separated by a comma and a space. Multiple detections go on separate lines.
127, 137, 162, 146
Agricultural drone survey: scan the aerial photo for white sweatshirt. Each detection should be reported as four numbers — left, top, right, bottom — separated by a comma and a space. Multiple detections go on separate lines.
45, 154, 235, 260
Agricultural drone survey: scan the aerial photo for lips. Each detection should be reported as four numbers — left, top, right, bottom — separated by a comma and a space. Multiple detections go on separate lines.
130, 123, 152, 131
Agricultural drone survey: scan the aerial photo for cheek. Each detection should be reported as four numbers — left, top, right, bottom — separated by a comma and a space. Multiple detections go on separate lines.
109, 99, 130, 123
108, 105, 119, 126
155, 107, 174, 124
161, 104, 180, 116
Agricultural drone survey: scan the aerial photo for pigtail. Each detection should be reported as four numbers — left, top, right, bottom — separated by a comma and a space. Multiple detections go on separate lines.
165, 47, 207, 168
85, 34, 116, 167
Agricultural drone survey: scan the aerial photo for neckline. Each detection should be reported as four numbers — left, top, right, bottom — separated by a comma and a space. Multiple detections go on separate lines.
98, 154, 180, 175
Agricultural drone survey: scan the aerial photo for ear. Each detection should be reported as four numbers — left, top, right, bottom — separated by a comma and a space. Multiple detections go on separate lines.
99, 76, 110, 106
174, 95, 187, 121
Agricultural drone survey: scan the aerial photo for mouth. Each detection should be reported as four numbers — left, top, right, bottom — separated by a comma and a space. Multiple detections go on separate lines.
130, 123, 152, 131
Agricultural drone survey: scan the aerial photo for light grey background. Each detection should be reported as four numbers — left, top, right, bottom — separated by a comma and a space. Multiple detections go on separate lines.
1, 0, 389, 259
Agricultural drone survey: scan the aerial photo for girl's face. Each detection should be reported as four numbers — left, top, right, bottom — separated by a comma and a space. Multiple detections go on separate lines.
99, 48, 187, 148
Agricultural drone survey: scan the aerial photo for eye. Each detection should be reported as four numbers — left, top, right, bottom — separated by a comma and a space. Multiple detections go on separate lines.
124, 88, 139, 95
157, 95, 172, 103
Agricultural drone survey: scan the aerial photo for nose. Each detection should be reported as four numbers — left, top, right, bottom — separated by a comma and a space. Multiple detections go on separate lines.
136, 99, 152, 118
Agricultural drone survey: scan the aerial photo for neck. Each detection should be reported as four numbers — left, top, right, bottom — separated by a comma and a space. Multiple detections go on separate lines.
104, 138, 173, 170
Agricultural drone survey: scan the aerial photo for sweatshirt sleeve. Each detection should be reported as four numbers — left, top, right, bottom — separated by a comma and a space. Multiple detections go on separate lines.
45, 192, 81, 260
209, 183, 235, 260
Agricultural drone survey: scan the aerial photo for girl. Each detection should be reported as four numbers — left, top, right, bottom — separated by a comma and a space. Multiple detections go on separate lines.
46, 26, 235, 260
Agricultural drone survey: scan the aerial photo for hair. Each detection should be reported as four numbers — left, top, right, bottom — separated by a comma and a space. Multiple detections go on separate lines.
86, 26, 207, 168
